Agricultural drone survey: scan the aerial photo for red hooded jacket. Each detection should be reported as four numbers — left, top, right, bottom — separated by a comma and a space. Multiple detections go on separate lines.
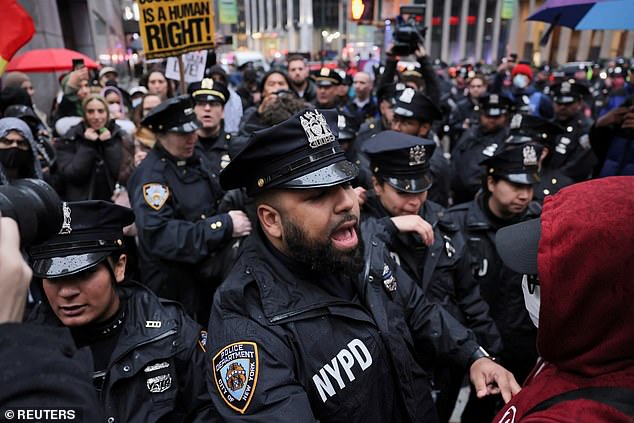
494, 176, 634, 423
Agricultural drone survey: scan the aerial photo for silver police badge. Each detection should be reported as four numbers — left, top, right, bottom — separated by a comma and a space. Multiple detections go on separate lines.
398, 88, 415, 104
59, 202, 72, 235
510, 114, 523, 129
300, 110, 335, 149
409, 145, 426, 166
382, 264, 397, 292
146, 373, 172, 393
523, 145, 538, 166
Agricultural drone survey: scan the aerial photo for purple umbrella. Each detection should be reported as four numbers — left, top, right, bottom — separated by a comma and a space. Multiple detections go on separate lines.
528, 0, 634, 30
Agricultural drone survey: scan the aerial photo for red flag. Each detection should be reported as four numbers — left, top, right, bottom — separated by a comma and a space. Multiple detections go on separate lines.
0, 0, 35, 76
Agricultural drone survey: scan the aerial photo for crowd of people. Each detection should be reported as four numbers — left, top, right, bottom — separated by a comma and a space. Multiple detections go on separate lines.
1, 41, 633, 423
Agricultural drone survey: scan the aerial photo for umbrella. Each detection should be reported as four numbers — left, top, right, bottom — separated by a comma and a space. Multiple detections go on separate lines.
528, 0, 634, 31
6, 48, 99, 73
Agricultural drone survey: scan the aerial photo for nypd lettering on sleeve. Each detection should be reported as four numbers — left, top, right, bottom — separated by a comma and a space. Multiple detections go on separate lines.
312, 338, 373, 403
212, 342, 259, 414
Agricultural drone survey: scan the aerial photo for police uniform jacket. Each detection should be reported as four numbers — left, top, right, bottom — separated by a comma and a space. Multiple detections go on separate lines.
29, 282, 218, 423
361, 192, 502, 356
427, 130, 452, 207
197, 129, 233, 175
208, 226, 483, 423
127, 144, 232, 311
448, 96, 481, 143
451, 124, 509, 205
546, 112, 596, 182
447, 195, 540, 365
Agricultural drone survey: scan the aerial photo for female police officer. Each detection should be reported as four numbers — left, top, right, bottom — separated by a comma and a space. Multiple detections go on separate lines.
28, 200, 218, 423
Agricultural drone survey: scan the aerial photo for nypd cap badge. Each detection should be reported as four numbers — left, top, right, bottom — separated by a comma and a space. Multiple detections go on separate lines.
213, 341, 259, 414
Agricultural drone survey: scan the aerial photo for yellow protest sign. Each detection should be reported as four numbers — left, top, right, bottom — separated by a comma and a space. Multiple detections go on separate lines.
137, 0, 215, 59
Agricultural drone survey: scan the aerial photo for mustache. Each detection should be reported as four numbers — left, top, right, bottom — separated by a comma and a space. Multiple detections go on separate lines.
329, 214, 359, 236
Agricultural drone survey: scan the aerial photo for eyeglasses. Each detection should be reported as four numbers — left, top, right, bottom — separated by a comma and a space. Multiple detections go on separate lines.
0, 136, 30, 150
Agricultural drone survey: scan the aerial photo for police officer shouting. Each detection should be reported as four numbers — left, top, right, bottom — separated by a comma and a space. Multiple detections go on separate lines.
360, 131, 502, 422
189, 78, 234, 172
448, 143, 542, 422
28, 200, 218, 423
207, 109, 519, 423
128, 95, 251, 324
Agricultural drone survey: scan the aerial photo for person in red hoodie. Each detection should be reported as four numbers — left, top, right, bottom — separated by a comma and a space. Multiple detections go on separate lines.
492, 176, 634, 422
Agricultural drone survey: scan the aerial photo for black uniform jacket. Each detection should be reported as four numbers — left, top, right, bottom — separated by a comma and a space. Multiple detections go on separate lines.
448, 195, 540, 353
128, 144, 233, 308
361, 193, 502, 355
207, 226, 481, 423
197, 129, 233, 175
29, 282, 218, 423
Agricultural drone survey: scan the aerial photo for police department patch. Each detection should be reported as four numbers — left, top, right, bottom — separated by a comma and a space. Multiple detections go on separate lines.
143, 183, 169, 211
213, 341, 259, 414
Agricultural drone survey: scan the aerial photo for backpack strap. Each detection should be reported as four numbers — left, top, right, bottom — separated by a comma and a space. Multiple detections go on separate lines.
524, 387, 634, 417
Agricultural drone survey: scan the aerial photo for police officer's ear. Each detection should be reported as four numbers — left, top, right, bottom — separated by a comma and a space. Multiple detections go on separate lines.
486, 175, 497, 194
371, 176, 384, 195
112, 254, 127, 284
256, 203, 283, 240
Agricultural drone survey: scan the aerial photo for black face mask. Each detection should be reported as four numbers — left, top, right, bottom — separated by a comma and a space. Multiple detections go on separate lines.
0, 148, 33, 173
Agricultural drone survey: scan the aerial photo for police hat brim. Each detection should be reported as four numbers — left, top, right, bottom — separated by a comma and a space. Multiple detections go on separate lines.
502, 172, 540, 185
495, 218, 541, 275
483, 108, 508, 117
393, 107, 415, 118
166, 120, 200, 134
385, 173, 433, 194
553, 96, 578, 104
315, 79, 338, 87
278, 160, 358, 189
32, 252, 110, 279
193, 94, 226, 104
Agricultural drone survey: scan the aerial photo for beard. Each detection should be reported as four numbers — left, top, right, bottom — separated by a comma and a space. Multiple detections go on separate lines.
282, 214, 365, 279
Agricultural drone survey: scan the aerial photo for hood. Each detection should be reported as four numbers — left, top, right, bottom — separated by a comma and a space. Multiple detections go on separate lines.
0, 117, 44, 182
537, 176, 634, 377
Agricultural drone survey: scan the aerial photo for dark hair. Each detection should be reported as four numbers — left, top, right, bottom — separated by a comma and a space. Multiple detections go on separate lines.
258, 70, 292, 94
261, 96, 312, 126
141, 68, 174, 99
287, 55, 306, 66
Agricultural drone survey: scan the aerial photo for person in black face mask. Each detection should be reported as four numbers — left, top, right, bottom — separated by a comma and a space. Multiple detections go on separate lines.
0, 117, 43, 183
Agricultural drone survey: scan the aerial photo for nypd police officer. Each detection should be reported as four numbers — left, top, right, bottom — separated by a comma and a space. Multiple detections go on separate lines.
360, 131, 502, 422
127, 95, 251, 323
448, 143, 542, 422
28, 200, 218, 423
189, 78, 234, 172
207, 109, 519, 423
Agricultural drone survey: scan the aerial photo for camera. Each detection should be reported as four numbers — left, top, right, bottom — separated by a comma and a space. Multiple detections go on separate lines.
0, 179, 63, 248
392, 5, 427, 56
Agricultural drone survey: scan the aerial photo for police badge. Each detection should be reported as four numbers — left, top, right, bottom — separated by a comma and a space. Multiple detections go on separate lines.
510, 113, 523, 129
59, 202, 72, 234
143, 183, 170, 211
398, 88, 415, 104
522, 145, 538, 166
299, 110, 335, 148
213, 341, 259, 414
408, 145, 426, 166
382, 264, 397, 292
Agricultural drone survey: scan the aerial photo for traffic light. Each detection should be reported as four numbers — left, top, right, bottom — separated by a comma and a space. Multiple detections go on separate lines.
350, 0, 374, 23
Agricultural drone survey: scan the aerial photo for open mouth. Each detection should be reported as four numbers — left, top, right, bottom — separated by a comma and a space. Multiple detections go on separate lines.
60, 305, 87, 317
330, 221, 359, 250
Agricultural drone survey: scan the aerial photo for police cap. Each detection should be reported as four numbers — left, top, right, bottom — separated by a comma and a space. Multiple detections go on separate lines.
220, 109, 357, 195
362, 130, 436, 193
189, 78, 230, 105
506, 113, 565, 149
338, 112, 360, 141
393, 88, 442, 122
480, 93, 513, 117
550, 79, 589, 104
30, 200, 134, 279
480, 143, 540, 185
314, 68, 343, 87
141, 95, 200, 134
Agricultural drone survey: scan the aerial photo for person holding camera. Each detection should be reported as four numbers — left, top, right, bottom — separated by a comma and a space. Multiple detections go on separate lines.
27, 200, 219, 423
55, 94, 134, 201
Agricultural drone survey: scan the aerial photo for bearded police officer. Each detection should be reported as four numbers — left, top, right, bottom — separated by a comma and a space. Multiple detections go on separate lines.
451, 93, 513, 204
360, 131, 502, 422
189, 78, 234, 172
448, 143, 542, 422
128, 95, 251, 324
207, 109, 520, 423
28, 200, 218, 423
391, 87, 452, 207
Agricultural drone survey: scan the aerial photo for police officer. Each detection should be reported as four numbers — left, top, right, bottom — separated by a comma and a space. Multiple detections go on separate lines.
391, 87, 452, 206
360, 131, 502, 422
447, 143, 542, 423
207, 108, 519, 423
127, 95, 251, 324
503, 113, 570, 202
451, 93, 513, 204
313, 67, 343, 109
448, 74, 488, 145
28, 200, 218, 423
189, 78, 233, 172
548, 80, 597, 182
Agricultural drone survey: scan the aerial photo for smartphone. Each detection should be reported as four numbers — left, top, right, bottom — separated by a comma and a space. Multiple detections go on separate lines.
72, 58, 85, 70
